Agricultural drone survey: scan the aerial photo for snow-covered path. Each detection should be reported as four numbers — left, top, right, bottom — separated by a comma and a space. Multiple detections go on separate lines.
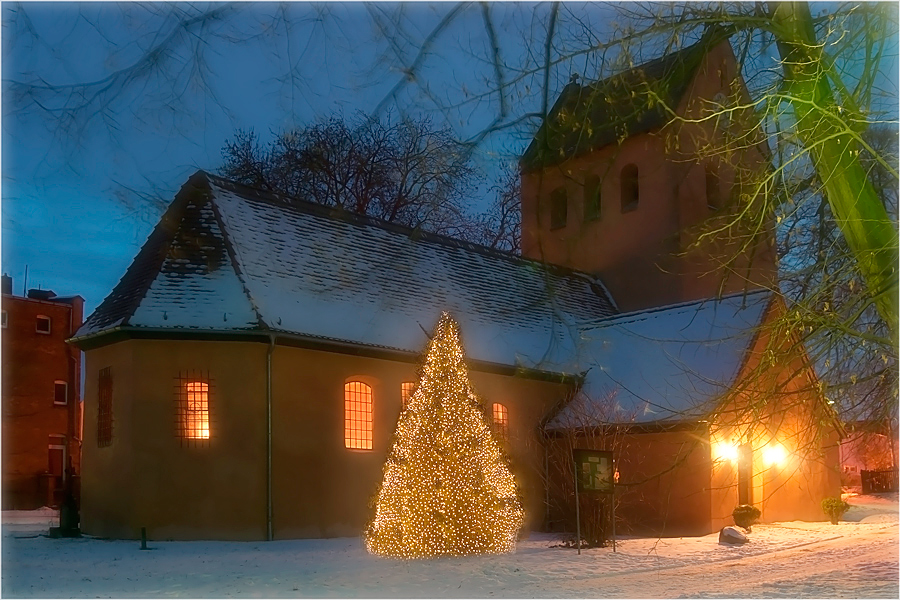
2, 494, 897, 598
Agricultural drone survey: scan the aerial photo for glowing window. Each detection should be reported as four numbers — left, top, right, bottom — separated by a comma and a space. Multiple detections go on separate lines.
97, 367, 113, 447
401, 382, 415, 409
36, 315, 51, 334
492, 403, 509, 440
176, 372, 211, 443
345, 381, 373, 450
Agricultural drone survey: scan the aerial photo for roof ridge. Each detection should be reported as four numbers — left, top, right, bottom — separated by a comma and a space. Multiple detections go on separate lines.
202, 171, 611, 289
583, 288, 772, 329
205, 188, 270, 330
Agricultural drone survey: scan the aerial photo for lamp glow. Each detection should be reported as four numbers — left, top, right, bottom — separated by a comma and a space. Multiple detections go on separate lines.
714, 441, 738, 463
763, 444, 787, 466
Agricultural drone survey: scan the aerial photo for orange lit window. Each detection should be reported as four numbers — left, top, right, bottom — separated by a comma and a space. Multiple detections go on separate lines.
176, 372, 210, 443
401, 382, 415, 409
345, 381, 373, 450
492, 403, 509, 440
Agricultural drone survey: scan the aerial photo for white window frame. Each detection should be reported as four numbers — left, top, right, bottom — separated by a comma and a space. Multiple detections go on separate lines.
54, 380, 68, 406
36, 315, 51, 334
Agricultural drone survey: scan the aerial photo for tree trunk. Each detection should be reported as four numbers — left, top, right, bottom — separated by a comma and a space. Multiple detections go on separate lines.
770, 2, 899, 347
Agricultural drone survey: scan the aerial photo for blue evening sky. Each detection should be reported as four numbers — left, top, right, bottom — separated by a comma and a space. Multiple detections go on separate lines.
2, 2, 895, 316
2, 2, 602, 312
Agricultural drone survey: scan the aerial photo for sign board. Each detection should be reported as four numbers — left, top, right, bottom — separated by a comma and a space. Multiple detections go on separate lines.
573, 449, 614, 494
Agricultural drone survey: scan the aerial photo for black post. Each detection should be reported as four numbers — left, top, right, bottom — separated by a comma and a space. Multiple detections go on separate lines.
141, 527, 148, 550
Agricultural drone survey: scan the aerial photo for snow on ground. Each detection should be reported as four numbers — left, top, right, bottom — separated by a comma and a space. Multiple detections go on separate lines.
2, 494, 897, 598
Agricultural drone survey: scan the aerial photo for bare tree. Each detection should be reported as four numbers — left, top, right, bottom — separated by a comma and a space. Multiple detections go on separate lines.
220, 113, 522, 251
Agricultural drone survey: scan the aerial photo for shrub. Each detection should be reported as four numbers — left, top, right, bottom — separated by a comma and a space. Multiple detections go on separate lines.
821, 497, 850, 524
732, 504, 761, 532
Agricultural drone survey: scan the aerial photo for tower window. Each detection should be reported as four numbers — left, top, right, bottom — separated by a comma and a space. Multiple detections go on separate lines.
550, 187, 568, 230
621, 164, 639, 213
584, 174, 601, 221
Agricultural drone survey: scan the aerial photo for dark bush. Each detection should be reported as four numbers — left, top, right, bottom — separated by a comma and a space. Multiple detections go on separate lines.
821, 497, 850, 524
732, 504, 761, 532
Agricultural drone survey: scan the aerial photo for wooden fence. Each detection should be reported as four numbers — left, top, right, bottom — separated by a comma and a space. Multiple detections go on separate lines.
860, 469, 899, 494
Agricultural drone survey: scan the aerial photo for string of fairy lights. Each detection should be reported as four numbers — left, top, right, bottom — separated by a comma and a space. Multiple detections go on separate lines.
364, 313, 524, 558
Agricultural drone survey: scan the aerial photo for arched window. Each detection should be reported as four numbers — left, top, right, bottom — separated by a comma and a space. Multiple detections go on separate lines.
583, 174, 601, 221
620, 164, 639, 212
176, 372, 211, 443
550, 186, 568, 230
706, 166, 721, 211
492, 403, 509, 441
401, 382, 415, 409
344, 381, 373, 450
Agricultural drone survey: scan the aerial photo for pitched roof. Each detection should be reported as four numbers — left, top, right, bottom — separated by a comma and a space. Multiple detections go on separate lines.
545, 290, 772, 428
74, 172, 617, 372
521, 36, 720, 172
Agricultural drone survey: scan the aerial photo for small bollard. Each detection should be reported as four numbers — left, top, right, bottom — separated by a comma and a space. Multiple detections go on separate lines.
140, 527, 148, 550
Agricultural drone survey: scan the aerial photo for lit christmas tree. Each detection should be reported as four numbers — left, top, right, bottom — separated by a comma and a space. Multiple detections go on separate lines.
365, 312, 524, 558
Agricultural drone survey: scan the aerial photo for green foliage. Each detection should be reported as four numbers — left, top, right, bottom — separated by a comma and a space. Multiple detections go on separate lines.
821, 497, 851, 524
732, 504, 761, 531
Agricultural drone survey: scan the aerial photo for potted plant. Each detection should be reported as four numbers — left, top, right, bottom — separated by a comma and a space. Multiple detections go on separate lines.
732, 504, 761, 532
821, 497, 850, 524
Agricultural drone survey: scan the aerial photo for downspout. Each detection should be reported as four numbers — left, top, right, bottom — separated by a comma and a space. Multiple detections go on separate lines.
266, 334, 275, 541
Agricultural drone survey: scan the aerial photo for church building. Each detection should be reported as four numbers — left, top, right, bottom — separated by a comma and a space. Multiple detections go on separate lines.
71, 34, 840, 541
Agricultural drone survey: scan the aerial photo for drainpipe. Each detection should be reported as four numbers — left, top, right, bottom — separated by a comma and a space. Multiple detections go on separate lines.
266, 334, 275, 541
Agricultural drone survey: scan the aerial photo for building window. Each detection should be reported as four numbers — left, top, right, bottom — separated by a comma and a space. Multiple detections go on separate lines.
550, 187, 568, 230
176, 372, 211, 443
344, 381, 373, 450
48, 435, 66, 477
36, 315, 51, 334
54, 381, 68, 406
401, 382, 415, 409
1, 310, 7, 328
492, 403, 509, 441
706, 166, 721, 211
620, 164, 639, 212
584, 174, 601, 221
97, 367, 113, 447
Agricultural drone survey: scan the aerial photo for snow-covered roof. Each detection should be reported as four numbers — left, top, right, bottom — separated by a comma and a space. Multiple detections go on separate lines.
545, 290, 772, 428
74, 172, 617, 372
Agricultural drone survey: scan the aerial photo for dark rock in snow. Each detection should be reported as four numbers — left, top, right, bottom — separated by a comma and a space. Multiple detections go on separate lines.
719, 526, 749, 545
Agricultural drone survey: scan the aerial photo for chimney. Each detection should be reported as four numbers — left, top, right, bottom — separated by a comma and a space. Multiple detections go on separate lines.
27, 289, 57, 301
1, 274, 11, 295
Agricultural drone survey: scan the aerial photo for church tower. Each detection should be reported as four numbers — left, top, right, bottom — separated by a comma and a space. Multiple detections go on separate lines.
520, 34, 777, 312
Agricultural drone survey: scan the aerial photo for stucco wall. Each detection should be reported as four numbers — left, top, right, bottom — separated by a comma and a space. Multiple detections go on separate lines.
82, 338, 569, 540
709, 299, 842, 529
545, 426, 713, 538
82, 339, 268, 541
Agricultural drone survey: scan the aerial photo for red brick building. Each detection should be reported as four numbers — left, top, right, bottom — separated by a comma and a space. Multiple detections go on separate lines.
2, 274, 84, 509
